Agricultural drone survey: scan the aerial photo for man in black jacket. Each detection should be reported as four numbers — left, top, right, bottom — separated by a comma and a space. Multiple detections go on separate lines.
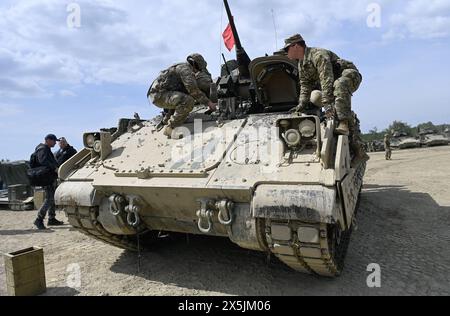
55, 137, 77, 166
33, 134, 65, 230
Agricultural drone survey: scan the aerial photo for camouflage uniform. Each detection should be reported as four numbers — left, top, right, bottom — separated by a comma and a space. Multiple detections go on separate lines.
298, 47, 362, 122
384, 135, 392, 160
148, 55, 211, 128
195, 70, 213, 98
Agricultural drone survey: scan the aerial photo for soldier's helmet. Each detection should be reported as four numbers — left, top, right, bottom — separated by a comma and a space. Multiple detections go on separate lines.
187, 53, 208, 71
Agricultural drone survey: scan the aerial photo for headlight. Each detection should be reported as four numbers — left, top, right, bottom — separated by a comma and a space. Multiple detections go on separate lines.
83, 132, 112, 160
299, 120, 316, 138
93, 140, 102, 153
279, 120, 291, 129
85, 134, 96, 148
284, 129, 302, 147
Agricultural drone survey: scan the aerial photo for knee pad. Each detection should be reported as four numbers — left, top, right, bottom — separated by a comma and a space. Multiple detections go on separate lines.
341, 69, 361, 92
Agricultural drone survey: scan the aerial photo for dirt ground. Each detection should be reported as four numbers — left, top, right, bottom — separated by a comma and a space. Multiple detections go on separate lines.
1, 146, 449, 296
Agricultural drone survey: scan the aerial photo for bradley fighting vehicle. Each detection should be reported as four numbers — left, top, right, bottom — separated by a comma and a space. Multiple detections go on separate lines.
419, 129, 449, 147
390, 132, 421, 150
445, 128, 450, 142
55, 0, 366, 277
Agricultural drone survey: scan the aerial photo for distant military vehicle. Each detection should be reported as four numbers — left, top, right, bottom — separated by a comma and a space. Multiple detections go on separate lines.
391, 132, 421, 150
419, 129, 449, 147
0, 161, 34, 210
445, 128, 450, 140
55, 0, 367, 277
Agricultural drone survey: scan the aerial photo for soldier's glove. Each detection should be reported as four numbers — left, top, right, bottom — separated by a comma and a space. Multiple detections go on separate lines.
205, 101, 218, 115
324, 105, 336, 119
292, 102, 308, 114
208, 101, 217, 112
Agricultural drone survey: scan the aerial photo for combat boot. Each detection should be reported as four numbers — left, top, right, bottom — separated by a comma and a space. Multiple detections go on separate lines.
335, 120, 350, 136
163, 126, 173, 138
34, 218, 47, 230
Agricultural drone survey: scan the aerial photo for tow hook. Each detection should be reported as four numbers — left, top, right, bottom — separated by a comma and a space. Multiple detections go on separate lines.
196, 199, 214, 234
196, 199, 235, 234
125, 196, 142, 228
109, 194, 143, 228
216, 200, 235, 226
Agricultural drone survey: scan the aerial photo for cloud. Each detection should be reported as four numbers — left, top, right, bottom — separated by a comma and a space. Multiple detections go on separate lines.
0, 0, 169, 98
384, 0, 450, 40
0, 77, 49, 98
59, 89, 77, 97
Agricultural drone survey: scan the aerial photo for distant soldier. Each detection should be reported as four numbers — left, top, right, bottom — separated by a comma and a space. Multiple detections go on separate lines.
148, 53, 217, 137
284, 34, 369, 166
55, 137, 77, 166
384, 134, 392, 161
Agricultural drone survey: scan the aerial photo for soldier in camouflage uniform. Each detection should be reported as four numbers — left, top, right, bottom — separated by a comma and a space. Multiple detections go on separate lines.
384, 134, 392, 161
284, 34, 369, 166
148, 53, 216, 137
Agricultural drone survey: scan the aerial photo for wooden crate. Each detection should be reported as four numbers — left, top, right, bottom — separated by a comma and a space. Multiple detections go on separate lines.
3, 247, 47, 296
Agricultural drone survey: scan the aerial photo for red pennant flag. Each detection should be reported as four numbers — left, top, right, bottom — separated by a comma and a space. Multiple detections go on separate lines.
222, 23, 235, 51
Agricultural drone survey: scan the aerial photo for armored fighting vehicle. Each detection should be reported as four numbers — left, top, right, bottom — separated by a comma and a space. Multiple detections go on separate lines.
419, 129, 449, 147
55, 0, 366, 277
445, 128, 450, 141
391, 132, 421, 150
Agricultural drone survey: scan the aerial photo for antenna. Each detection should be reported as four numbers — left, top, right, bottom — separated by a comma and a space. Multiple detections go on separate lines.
219, 0, 224, 68
222, 54, 231, 75
271, 9, 278, 51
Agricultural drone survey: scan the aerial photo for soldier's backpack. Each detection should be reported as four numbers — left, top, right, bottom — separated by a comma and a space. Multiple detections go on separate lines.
26, 146, 57, 187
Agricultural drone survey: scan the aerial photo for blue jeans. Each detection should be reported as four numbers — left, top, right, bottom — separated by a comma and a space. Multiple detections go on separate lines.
37, 184, 56, 220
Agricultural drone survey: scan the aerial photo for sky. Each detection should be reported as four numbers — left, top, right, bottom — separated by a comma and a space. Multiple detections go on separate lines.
1, 0, 449, 160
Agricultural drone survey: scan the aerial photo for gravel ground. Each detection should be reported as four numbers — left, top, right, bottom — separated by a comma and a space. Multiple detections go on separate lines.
1, 146, 449, 296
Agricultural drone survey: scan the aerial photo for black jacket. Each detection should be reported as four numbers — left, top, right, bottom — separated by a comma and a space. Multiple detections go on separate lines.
34, 144, 59, 170
55, 145, 77, 166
